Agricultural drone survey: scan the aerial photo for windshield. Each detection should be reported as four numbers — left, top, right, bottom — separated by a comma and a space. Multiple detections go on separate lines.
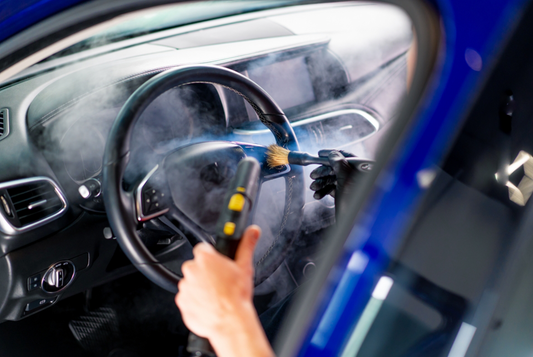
45, 0, 302, 60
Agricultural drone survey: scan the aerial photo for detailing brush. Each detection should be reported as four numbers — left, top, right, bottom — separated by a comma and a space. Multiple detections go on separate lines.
266, 144, 374, 172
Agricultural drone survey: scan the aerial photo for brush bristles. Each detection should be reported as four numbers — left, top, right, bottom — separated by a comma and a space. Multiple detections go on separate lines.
266, 144, 290, 168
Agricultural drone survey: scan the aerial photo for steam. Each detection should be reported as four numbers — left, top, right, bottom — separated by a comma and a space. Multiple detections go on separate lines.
29, 2, 412, 309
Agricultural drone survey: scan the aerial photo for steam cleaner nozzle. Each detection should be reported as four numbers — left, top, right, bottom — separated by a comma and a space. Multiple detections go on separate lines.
187, 157, 261, 357
214, 157, 261, 257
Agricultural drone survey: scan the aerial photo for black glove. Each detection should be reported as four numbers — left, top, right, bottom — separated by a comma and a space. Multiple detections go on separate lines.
309, 149, 356, 213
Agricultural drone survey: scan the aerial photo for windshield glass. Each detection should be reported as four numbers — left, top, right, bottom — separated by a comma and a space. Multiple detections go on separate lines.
45, 0, 301, 60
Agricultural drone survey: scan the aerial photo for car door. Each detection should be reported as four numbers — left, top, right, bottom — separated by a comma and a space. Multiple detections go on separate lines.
0, 1, 524, 357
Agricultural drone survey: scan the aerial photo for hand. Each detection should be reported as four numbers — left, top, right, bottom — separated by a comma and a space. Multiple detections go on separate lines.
309, 149, 356, 199
175, 225, 274, 357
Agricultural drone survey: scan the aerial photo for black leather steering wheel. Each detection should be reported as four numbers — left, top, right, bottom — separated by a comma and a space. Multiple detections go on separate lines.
103, 64, 305, 293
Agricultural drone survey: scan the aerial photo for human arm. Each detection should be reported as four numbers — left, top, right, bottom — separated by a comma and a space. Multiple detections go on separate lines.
175, 225, 274, 357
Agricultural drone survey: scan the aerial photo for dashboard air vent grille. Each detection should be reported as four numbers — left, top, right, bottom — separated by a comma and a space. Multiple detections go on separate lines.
0, 108, 6, 138
6, 180, 65, 227
0, 109, 7, 139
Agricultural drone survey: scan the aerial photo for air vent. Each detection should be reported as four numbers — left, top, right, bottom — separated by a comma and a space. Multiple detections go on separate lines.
0, 177, 67, 233
0, 108, 9, 140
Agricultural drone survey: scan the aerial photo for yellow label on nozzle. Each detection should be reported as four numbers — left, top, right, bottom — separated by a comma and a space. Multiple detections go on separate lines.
228, 193, 245, 212
237, 187, 246, 192
223, 222, 236, 235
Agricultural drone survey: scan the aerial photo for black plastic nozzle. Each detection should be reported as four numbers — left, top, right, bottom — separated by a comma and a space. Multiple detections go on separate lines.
187, 157, 261, 357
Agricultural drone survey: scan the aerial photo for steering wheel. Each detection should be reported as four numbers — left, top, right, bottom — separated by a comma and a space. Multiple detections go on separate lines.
102, 64, 305, 293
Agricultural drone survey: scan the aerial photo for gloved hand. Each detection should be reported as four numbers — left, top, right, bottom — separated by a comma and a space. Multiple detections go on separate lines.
309, 149, 357, 213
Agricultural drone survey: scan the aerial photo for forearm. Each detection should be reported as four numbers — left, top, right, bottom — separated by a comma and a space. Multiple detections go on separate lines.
209, 301, 275, 357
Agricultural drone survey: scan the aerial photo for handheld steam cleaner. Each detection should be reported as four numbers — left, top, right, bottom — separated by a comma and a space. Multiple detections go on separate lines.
187, 156, 261, 357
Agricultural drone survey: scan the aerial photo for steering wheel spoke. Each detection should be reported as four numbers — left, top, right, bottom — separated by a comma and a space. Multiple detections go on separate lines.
165, 208, 216, 245
134, 162, 216, 245
135, 165, 170, 222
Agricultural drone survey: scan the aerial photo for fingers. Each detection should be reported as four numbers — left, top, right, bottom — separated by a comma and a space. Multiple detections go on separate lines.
310, 175, 336, 199
328, 150, 349, 165
175, 280, 186, 307
313, 186, 335, 199
193, 242, 216, 257
339, 150, 355, 158
317, 149, 331, 158
181, 229, 260, 279
180, 259, 194, 279
176, 267, 191, 309
328, 151, 353, 181
175, 231, 261, 338
318, 149, 356, 158
310, 165, 334, 179
310, 176, 336, 191
310, 149, 355, 202
311, 150, 356, 181
235, 225, 261, 271
178, 243, 216, 286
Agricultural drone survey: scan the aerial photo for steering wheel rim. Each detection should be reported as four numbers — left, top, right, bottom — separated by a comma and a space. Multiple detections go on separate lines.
103, 64, 305, 293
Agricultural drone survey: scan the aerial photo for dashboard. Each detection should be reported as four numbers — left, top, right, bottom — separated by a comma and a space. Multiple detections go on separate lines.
0, 2, 411, 322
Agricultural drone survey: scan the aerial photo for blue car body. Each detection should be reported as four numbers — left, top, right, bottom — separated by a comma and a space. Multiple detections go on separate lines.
292, 0, 528, 356
0, 0, 528, 356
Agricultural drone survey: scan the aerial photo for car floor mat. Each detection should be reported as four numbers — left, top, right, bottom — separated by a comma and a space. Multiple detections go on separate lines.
68, 306, 124, 357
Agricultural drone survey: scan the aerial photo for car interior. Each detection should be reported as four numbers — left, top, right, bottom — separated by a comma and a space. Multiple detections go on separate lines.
0, 2, 414, 356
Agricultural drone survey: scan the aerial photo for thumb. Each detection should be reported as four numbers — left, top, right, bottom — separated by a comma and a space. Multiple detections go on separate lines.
235, 225, 261, 271
328, 151, 352, 182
